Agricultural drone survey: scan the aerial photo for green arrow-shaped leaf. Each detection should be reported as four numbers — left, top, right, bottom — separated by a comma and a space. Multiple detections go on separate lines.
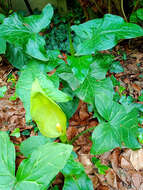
0, 4, 53, 60
91, 101, 141, 155
67, 55, 93, 82
15, 143, 73, 190
0, 132, 16, 190
72, 14, 143, 55
62, 156, 94, 190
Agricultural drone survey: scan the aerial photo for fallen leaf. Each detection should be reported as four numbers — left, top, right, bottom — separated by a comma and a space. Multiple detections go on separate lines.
131, 83, 141, 94
66, 126, 78, 141
105, 169, 118, 189
120, 156, 133, 170
79, 103, 89, 121
97, 185, 110, 190
132, 172, 142, 189
130, 149, 143, 170
89, 175, 99, 189
139, 183, 143, 190
110, 148, 121, 171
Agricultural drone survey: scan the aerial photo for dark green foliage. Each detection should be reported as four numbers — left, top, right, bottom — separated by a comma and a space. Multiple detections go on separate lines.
0, 132, 72, 190
0, 3, 143, 189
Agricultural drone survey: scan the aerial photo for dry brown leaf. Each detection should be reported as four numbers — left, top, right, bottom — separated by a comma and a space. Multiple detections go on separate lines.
105, 169, 118, 189
79, 103, 89, 121
66, 126, 78, 141
130, 149, 143, 170
110, 148, 121, 171
132, 172, 142, 190
118, 182, 128, 190
89, 175, 99, 189
116, 168, 130, 185
139, 183, 143, 190
131, 83, 141, 94
120, 156, 134, 170
97, 184, 110, 190
100, 151, 112, 165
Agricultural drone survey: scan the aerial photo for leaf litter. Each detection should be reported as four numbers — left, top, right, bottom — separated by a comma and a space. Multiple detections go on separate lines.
0, 41, 143, 189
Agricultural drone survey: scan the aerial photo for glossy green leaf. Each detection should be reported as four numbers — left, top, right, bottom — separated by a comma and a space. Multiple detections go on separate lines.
110, 61, 124, 73
30, 79, 67, 138
0, 86, 7, 98
16, 60, 70, 121
67, 55, 93, 82
92, 157, 109, 174
16, 61, 41, 121
92, 53, 113, 80
23, 4, 53, 33
59, 54, 113, 93
137, 128, 143, 144
59, 97, 79, 119
0, 38, 6, 54
58, 59, 114, 104
14, 181, 42, 190
62, 156, 93, 190
58, 86, 79, 119
0, 13, 5, 23
95, 93, 115, 121
75, 72, 114, 104
130, 12, 138, 23
0, 4, 53, 45
10, 128, 20, 138
0, 13, 32, 46
0, 132, 16, 190
137, 8, 143, 20
25, 35, 49, 61
130, 8, 143, 23
57, 61, 81, 90
71, 14, 143, 55
16, 143, 73, 189
45, 50, 61, 72
59, 72, 80, 90
0, 4, 53, 60
6, 44, 28, 69
20, 136, 52, 157
91, 101, 141, 155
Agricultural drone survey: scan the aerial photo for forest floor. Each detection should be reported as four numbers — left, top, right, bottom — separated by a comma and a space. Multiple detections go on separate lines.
0, 39, 143, 190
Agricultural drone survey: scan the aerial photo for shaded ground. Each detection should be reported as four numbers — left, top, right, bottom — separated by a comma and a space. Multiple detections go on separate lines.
0, 41, 143, 189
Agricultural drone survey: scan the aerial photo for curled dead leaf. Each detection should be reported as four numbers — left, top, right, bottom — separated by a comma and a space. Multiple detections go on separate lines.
105, 169, 118, 189
130, 149, 143, 170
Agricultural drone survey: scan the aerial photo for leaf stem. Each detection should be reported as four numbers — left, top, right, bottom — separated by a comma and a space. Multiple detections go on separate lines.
108, 0, 111, 14
24, 0, 33, 14
69, 126, 96, 145
121, 0, 128, 22
68, 23, 75, 56
60, 134, 68, 144
94, 1, 104, 15
132, 0, 140, 13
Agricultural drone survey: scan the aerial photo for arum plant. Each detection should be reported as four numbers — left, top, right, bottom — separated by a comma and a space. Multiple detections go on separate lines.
0, 3, 143, 189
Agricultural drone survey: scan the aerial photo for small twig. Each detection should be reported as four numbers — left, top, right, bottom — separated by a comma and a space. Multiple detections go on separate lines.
69, 126, 97, 144
68, 23, 75, 56
23, 0, 33, 14
94, 0, 104, 15
108, 0, 111, 14
132, 0, 140, 13
121, 0, 128, 22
